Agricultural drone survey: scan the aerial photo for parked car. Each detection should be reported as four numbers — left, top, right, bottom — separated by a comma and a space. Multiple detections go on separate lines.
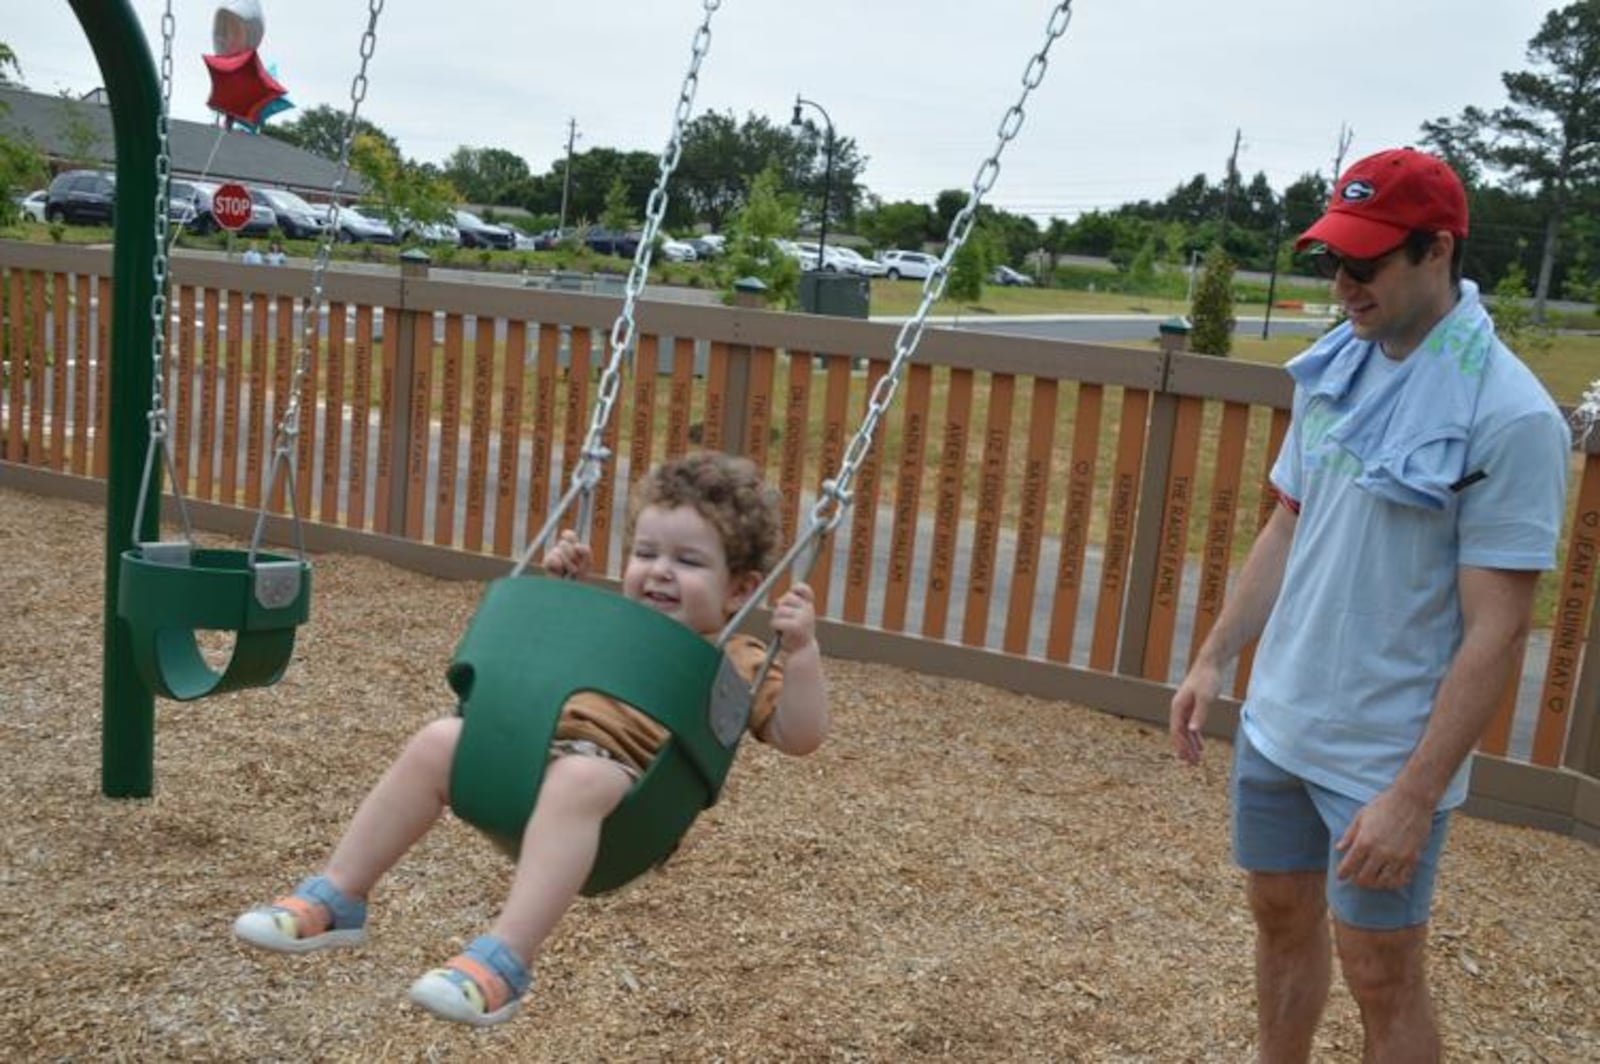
322, 203, 396, 245
657, 233, 699, 262
773, 239, 818, 270
991, 264, 1036, 287
45, 169, 117, 225
453, 209, 515, 250
396, 212, 458, 245
249, 186, 331, 240
17, 189, 48, 222
688, 233, 726, 258
827, 246, 887, 277
169, 179, 277, 236
506, 225, 542, 251
876, 249, 941, 280
584, 227, 642, 257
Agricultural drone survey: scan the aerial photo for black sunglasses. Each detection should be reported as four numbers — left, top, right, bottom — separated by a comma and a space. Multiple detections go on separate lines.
1305, 242, 1407, 284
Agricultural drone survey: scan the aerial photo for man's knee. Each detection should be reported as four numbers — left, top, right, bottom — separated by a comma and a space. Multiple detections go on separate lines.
1247, 871, 1327, 937
1335, 922, 1429, 1004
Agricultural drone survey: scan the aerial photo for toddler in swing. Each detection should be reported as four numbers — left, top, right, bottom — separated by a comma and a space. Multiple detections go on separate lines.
234, 451, 830, 1026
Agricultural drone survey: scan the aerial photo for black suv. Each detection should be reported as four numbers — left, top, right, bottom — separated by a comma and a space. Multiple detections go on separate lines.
45, 169, 116, 225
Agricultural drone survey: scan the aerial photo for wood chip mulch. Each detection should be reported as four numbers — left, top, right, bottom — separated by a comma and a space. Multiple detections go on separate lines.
2, 485, 1595, 1062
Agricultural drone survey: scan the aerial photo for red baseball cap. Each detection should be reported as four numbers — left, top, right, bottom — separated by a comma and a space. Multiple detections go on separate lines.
1295, 148, 1469, 258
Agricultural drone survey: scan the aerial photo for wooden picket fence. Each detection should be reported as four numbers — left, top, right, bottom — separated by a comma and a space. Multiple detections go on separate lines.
2, 240, 1596, 842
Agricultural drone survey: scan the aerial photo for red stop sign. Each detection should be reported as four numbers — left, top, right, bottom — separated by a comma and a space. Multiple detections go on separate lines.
212, 182, 253, 232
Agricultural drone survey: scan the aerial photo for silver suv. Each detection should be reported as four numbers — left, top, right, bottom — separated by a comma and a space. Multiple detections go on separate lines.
876, 249, 940, 280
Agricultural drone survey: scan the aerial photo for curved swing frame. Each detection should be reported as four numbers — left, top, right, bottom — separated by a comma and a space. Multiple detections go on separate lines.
446, 1, 1080, 894
114, 1, 382, 703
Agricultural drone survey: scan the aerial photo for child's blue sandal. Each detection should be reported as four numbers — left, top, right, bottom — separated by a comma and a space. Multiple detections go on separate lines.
407, 934, 531, 1027
233, 875, 369, 953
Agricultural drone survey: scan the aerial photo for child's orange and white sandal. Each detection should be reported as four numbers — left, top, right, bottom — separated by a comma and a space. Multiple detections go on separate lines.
233, 875, 368, 954
407, 935, 531, 1027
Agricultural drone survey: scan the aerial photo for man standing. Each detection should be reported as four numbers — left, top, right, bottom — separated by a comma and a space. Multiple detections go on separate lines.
1170, 148, 1569, 1062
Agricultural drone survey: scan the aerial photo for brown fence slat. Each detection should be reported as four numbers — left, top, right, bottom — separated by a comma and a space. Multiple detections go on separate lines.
347, 306, 375, 531
628, 334, 659, 501
319, 302, 346, 524
778, 350, 813, 552
1005, 378, 1058, 654
71, 274, 91, 475
883, 363, 932, 634
1533, 454, 1600, 766
5, 270, 24, 463
963, 372, 1015, 647
372, 307, 399, 532
294, 300, 319, 521
923, 366, 973, 640
220, 292, 244, 505
196, 288, 220, 499
665, 338, 694, 460
812, 354, 854, 614
244, 294, 269, 507
701, 341, 729, 452
562, 327, 592, 489
524, 322, 561, 547
1047, 382, 1104, 662
1143, 394, 1204, 681
49, 273, 68, 471
492, 319, 527, 556
746, 345, 776, 473
1235, 406, 1291, 698
175, 284, 195, 489
1187, 400, 1250, 666
463, 315, 495, 552
404, 311, 434, 540
434, 314, 464, 546
1089, 387, 1150, 672
843, 359, 888, 625
269, 296, 294, 512
593, 368, 622, 572
94, 276, 110, 479
28, 273, 46, 467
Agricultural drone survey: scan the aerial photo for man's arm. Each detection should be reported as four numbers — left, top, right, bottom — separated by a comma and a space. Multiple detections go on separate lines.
1334, 565, 1539, 888
1169, 500, 1298, 763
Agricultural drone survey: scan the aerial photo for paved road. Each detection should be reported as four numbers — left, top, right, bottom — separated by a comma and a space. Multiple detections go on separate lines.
928, 314, 1330, 344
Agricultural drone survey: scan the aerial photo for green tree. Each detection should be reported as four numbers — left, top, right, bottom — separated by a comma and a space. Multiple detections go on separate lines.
349, 133, 458, 243
0, 42, 23, 86
442, 146, 532, 207
0, 135, 47, 226
946, 232, 992, 305
265, 104, 399, 161
1488, 256, 1556, 354
601, 174, 634, 232
724, 165, 799, 307
1421, 0, 1600, 319
1189, 245, 1236, 356
56, 93, 102, 167
857, 200, 933, 252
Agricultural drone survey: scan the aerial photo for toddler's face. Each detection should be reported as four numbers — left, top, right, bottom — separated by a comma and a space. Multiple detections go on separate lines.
622, 504, 752, 634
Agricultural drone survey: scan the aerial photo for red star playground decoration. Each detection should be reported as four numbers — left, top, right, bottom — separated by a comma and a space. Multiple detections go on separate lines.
203, 49, 287, 127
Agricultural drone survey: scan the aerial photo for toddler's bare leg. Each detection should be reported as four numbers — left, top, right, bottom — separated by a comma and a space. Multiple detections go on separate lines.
490, 755, 633, 964
323, 717, 463, 899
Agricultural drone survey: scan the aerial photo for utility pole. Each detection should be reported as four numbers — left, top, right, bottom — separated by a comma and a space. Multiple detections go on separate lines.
1331, 122, 1354, 185
557, 117, 579, 234
1217, 127, 1242, 247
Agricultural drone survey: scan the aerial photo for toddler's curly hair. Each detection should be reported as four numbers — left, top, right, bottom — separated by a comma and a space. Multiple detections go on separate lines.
628, 452, 783, 576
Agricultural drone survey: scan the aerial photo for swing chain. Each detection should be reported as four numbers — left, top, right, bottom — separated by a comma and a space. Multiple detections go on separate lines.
519, 0, 720, 568
253, 0, 384, 562
132, 0, 197, 546
720, 0, 1077, 647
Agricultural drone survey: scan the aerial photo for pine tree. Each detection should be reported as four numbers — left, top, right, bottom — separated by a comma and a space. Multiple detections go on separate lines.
1189, 245, 1236, 356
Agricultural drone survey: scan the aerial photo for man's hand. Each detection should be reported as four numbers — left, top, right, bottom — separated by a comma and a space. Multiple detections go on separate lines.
771, 582, 817, 653
1334, 787, 1434, 890
542, 530, 592, 580
1169, 660, 1222, 765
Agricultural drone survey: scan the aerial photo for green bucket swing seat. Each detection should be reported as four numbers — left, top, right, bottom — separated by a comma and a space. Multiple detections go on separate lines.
446, 576, 753, 896
117, 544, 311, 702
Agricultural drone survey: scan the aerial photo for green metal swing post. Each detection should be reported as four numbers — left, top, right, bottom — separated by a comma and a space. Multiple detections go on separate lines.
66, 0, 164, 797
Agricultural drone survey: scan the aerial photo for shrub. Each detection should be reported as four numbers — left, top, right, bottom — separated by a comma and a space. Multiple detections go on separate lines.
1189, 245, 1236, 357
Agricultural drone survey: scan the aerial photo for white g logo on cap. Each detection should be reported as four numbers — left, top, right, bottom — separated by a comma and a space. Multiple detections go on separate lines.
1341, 180, 1375, 202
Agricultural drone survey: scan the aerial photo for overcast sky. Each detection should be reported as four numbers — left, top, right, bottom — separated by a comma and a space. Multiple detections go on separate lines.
5, 1, 1565, 221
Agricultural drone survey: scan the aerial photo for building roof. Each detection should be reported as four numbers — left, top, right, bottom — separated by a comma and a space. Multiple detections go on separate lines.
0, 86, 364, 200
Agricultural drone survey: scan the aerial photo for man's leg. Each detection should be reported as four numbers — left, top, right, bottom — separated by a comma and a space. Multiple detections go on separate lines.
1247, 871, 1332, 1064
1335, 921, 1438, 1063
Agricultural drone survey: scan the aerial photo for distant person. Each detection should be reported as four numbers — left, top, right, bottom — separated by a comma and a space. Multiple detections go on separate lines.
1169, 148, 1569, 1062
265, 239, 286, 266
240, 242, 264, 265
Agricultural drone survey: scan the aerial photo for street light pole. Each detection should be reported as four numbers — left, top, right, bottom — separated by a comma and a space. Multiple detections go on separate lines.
791, 94, 834, 271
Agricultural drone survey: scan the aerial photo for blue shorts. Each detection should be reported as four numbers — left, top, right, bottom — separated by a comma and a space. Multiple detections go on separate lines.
1230, 729, 1451, 931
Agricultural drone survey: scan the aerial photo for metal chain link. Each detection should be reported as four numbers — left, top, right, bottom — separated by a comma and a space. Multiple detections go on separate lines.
511, 0, 721, 575
132, 0, 195, 544
252, 0, 384, 561
722, 0, 1076, 643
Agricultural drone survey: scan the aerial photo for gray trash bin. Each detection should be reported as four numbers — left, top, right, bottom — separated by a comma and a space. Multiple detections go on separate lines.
799, 270, 870, 318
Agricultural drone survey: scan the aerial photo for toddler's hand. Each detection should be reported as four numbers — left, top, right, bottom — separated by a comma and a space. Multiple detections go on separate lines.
542, 530, 592, 579
771, 583, 817, 653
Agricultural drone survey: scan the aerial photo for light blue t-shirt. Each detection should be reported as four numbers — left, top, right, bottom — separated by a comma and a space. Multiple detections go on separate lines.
1241, 318, 1569, 810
